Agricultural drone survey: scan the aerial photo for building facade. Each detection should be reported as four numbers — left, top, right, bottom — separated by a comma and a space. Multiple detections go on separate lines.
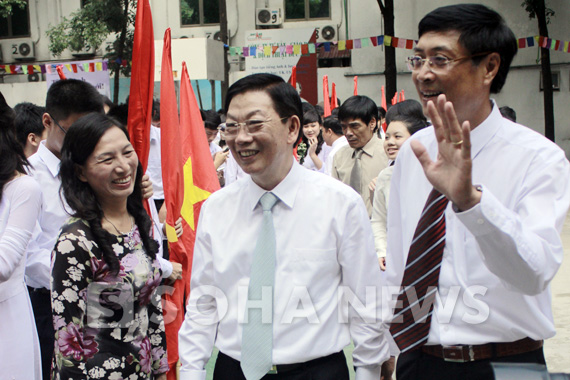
1, 0, 569, 154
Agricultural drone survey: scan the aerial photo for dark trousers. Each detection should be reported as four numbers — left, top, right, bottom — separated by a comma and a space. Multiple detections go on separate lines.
28, 287, 55, 380
214, 351, 350, 380
396, 347, 546, 380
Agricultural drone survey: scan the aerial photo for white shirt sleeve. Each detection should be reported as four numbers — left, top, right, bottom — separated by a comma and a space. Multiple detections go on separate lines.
456, 157, 570, 295
339, 197, 391, 369
178, 201, 218, 379
0, 177, 42, 282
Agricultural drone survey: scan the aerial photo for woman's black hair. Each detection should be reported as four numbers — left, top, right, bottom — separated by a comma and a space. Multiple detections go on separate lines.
59, 112, 158, 275
0, 92, 29, 199
385, 100, 429, 135
300, 104, 324, 163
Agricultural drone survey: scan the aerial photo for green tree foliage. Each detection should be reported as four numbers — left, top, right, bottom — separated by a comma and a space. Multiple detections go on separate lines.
0, 0, 26, 18
46, 0, 137, 103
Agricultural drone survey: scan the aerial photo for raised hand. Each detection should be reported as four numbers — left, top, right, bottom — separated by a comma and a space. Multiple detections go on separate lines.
410, 94, 481, 211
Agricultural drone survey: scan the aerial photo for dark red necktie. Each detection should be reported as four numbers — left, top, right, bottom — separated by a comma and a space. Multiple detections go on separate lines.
389, 188, 449, 353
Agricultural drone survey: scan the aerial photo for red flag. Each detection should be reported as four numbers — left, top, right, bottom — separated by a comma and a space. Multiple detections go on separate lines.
128, 0, 154, 174
331, 83, 338, 110
400, 89, 405, 101
160, 28, 187, 380
323, 75, 331, 117
290, 66, 297, 88
391, 92, 398, 105
56, 65, 66, 80
381, 85, 387, 111
353, 76, 358, 95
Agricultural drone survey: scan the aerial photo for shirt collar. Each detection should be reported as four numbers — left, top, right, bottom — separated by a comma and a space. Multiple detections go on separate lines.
359, 135, 381, 157
37, 141, 61, 177
332, 135, 347, 149
245, 157, 300, 211
469, 99, 502, 160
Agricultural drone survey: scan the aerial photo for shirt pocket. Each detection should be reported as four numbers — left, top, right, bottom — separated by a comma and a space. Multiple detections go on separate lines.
289, 248, 339, 302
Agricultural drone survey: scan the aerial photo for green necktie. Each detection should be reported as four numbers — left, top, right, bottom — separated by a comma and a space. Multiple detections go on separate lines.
241, 192, 279, 380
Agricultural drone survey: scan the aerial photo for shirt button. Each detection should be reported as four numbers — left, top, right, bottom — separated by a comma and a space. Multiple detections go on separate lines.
444, 326, 450, 332
477, 219, 484, 225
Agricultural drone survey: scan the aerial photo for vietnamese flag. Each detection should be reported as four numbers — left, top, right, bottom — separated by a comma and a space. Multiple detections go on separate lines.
323, 75, 331, 117
331, 82, 338, 110
353, 76, 358, 95
290, 65, 297, 88
400, 89, 405, 101
160, 28, 188, 380
127, 0, 154, 174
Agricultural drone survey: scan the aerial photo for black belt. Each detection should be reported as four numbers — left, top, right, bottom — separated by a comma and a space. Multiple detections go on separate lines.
421, 338, 543, 363
219, 350, 345, 374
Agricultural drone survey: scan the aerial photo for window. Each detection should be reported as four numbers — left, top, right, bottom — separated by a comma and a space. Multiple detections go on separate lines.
285, 0, 330, 20
181, 0, 219, 26
0, 0, 30, 38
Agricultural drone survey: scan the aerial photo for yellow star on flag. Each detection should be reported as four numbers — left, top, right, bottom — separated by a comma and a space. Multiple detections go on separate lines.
165, 156, 211, 243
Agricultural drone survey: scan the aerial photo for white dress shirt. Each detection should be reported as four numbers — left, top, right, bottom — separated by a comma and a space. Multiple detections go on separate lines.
223, 152, 249, 186
384, 101, 570, 350
302, 143, 332, 173
324, 135, 348, 176
371, 165, 394, 259
26, 142, 70, 289
209, 141, 222, 156
147, 125, 164, 200
179, 160, 390, 380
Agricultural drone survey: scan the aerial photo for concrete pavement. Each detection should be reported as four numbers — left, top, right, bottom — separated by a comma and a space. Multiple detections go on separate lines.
545, 215, 570, 372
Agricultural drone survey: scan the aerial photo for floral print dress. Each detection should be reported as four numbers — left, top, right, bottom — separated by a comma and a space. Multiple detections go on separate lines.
51, 218, 168, 380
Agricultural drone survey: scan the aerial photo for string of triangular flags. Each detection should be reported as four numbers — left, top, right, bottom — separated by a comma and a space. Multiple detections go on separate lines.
1, 35, 568, 75
0, 58, 128, 75
230, 35, 570, 57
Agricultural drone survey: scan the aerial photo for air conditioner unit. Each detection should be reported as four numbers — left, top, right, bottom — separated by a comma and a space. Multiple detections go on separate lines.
11, 40, 36, 61
316, 25, 337, 43
72, 44, 97, 58
256, 8, 282, 26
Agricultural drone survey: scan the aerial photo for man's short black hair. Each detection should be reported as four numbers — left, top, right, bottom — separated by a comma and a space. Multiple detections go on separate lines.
323, 116, 343, 136
225, 73, 302, 143
45, 79, 104, 121
419, 4, 517, 94
338, 95, 378, 125
499, 106, 517, 122
14, 102, 45, 147
202, 109, 222, 130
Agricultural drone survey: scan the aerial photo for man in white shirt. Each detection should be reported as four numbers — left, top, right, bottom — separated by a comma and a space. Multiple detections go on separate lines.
147, 100, 165, 211
178, 73, 392, 380
322, 115, 348, 176
385, 4, 570, 379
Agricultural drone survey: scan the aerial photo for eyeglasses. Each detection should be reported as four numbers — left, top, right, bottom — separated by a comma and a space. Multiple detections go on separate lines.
50, 114, 68, 134
218, 116, 290, 139
405, 51, 492, 72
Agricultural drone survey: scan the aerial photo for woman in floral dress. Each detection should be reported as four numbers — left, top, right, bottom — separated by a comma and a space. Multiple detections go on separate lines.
51, 113, 168, 379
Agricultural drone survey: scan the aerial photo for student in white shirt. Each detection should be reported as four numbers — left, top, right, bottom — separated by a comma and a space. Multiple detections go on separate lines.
178, 73, 393, 380
299, 104, 331, 173
321, 116, 348, 176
